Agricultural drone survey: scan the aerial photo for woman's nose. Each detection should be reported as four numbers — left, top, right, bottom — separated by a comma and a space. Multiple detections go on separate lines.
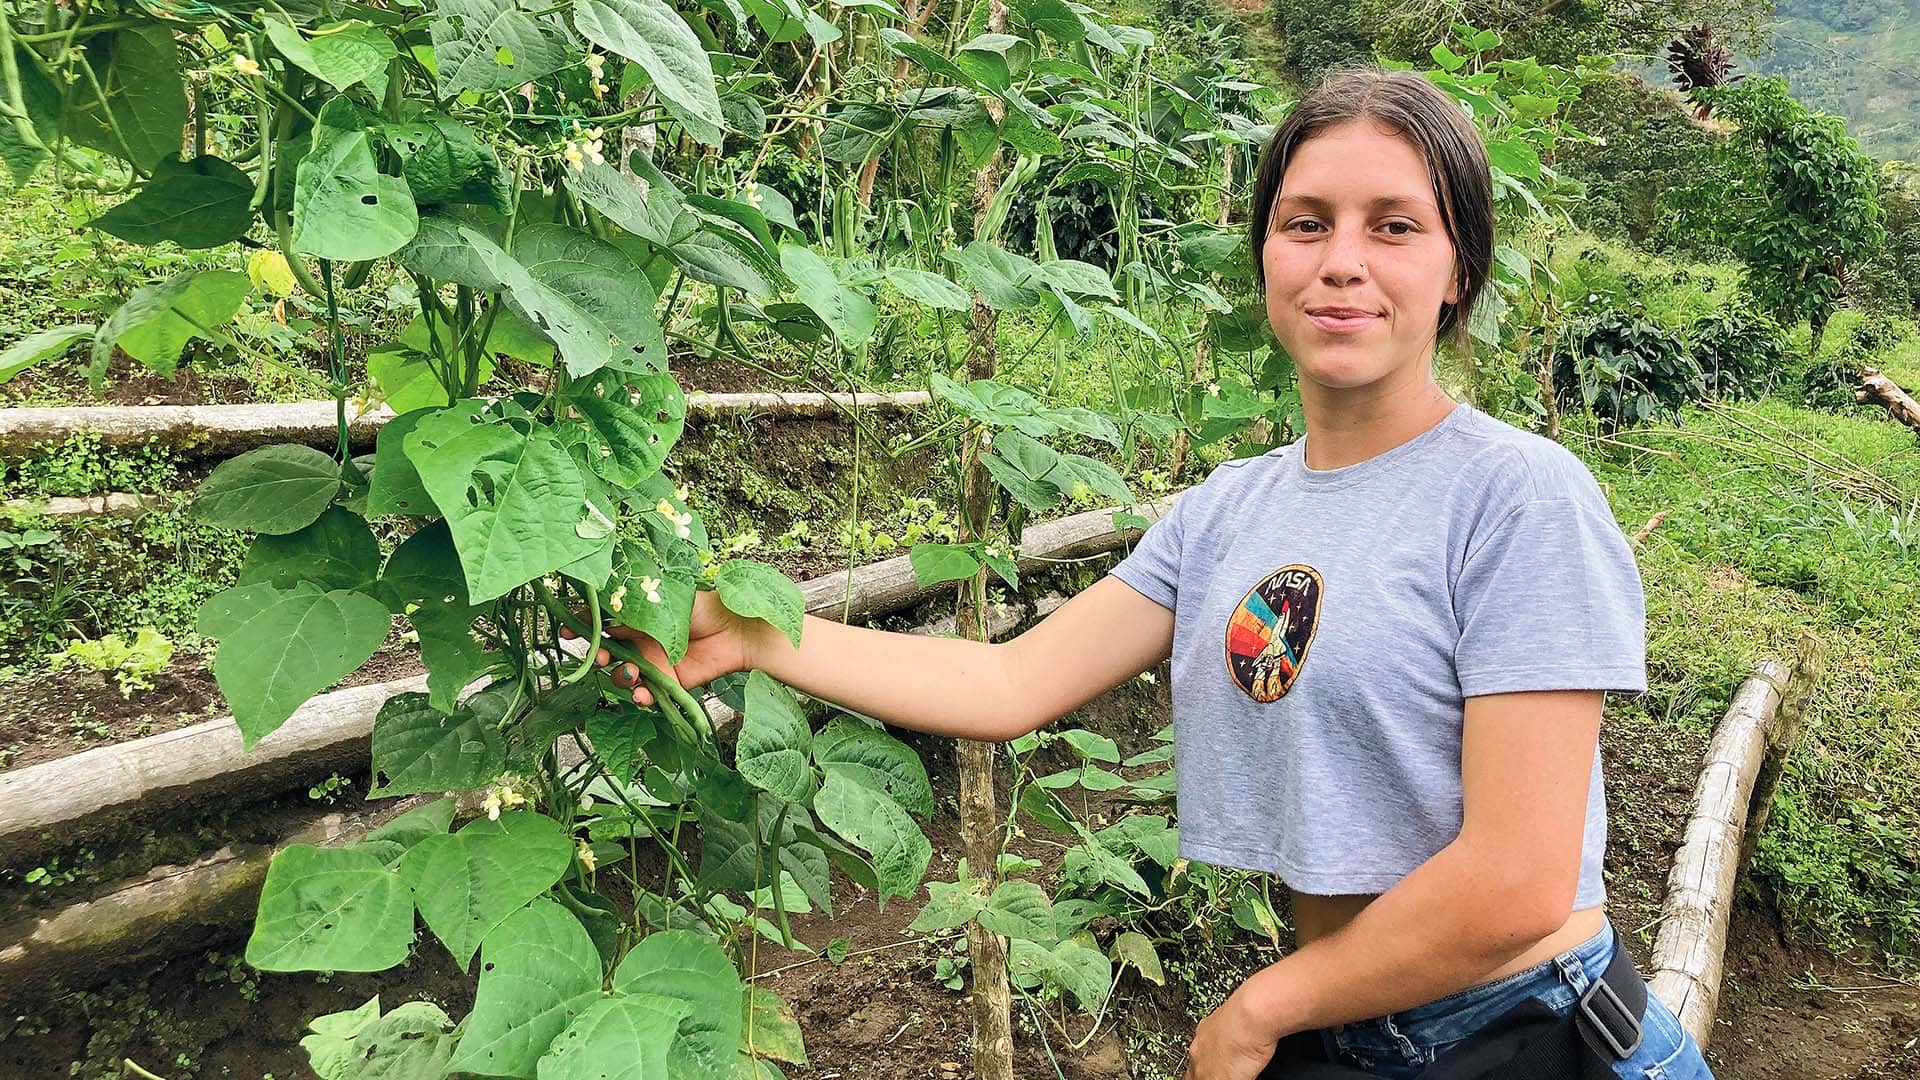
1319, 228, 1368, 284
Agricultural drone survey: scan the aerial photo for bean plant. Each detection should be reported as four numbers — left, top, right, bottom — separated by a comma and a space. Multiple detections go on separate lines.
0, 0, 1289, 1070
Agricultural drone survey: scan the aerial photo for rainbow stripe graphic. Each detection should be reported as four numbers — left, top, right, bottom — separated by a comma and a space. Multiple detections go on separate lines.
1227, 592, 1297, 678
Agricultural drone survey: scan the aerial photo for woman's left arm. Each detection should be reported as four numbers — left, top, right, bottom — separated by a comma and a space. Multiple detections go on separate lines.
1185, 688, 1602, 1078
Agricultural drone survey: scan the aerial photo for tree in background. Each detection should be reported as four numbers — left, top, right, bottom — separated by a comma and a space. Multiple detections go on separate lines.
1558, 73, 1726, 255
1666, 23, 1743, 119
1665, 77, 1886, 359
1848, 161, 1920, 323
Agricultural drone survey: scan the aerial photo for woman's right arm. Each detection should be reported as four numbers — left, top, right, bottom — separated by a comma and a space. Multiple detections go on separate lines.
597, 575, 1175, 744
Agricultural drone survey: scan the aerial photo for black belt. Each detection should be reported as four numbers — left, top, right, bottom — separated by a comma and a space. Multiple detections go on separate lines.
1258, 924, 1647, 1079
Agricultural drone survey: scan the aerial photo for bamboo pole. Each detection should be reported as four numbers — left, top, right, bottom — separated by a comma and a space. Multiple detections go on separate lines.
0, 496, 1177, 869
0, 390, 932, 459
0, 591, 1072, 1008
1647, 642, 1823, 1049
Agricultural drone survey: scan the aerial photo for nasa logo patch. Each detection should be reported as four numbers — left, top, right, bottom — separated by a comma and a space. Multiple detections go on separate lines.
1224, 564, 1324, 702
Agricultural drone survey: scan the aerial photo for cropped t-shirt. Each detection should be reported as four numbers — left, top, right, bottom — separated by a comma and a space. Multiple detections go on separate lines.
1108, 399, 1647, 907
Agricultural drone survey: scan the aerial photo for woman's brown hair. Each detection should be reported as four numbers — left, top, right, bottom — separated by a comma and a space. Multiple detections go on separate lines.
1249, 64, 1494, 353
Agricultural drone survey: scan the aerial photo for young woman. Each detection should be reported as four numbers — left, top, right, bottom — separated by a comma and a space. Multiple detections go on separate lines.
575, 65, 1716, 1080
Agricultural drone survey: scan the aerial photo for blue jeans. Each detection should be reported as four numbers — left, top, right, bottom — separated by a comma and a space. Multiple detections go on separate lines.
1301, 922, 1715, 1078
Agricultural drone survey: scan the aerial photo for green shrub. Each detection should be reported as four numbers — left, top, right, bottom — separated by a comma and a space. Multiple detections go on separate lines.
1687, 303, 1788, 400
1553, 299, 1705, 430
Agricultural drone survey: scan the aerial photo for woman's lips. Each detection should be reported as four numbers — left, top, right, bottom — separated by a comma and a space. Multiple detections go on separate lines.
1306, 311, 1379, 334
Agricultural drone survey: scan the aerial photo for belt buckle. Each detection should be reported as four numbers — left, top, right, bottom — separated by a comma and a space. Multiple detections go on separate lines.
1577, 975, 1643, 1058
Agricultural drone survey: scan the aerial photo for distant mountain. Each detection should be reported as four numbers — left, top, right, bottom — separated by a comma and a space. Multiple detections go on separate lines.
1736, 0, 1920, 163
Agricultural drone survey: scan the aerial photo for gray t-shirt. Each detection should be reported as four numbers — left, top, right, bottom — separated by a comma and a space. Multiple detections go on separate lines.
1109, 399, 1646, 907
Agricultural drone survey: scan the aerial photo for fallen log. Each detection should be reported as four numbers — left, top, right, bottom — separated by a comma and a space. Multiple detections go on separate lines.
0, 390, 932, 459
1856, 368, 1920, 439
0, 495, 1175, 869
0, 492, 167, 521
0, 590, 1069, 1007
1647, 639, 1825, 1049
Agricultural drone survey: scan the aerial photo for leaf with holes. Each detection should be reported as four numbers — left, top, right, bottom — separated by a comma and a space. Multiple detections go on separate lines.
399, 810, 573, 970
197, 581, 391, 746
301, 997, 458, 1080
448, 897, 604, 1078
246, 845, 414, 971
565, 370, 685, 488
292, 97, 418, 260
383, 113, 511, 212
432, 0, 574, 96
510, 223, 666, 372
369, 691, 507, 797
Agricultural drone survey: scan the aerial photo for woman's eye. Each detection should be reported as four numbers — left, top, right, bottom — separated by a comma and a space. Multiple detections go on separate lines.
1289, 220, 1322, 233
1383, 221, 1414, 236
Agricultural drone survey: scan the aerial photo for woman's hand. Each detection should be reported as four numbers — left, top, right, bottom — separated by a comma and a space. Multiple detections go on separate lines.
1183, 989, 1282, 1080
560, 589, 761, 705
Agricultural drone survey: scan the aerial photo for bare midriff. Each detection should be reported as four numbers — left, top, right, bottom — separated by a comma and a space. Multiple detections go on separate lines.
1292, 891, 1610, 989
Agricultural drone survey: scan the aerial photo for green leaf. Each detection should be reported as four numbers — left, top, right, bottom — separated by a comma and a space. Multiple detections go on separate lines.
537, 994, 693, 1080
0, 47, 59, 191
885, 267, 972, 311
1055, 728, 1120, 763
608, 538, 695, 665
368, 343, 484, 415
697, 798, 835, 915
197, 581, 392, 746
369, 691, 507, 796
247, 845, 414, 971
384, 113, 511, 212
575, 0, 725, 147
237, 507, 380, 593
64, 26, 186, 170
813, 768, 930, 907
1008, 936, 1110, 1010
1048, 453, 1131, 506
292, 97, 419, 261
301, 997, 459, 1080
91, 156, 255, 249
779, 245, 875, 348
611, 929, 743, 1080
90, 270, 251, 387
449, 898, 604, 1078
380, 521, 489, 713
743, 986, 808, 1066
713, 560, 804, 649
365, 797, 457, 851
1034, 258, 1118, 300
907, 877, 985, 932
1429, 42, 1465, 71
0, 323, 94, 385
459, 226, 620, 377
265, 18, 398, 92
737, 670, 816, 803
980, 429, 1064, 511
404, 406, 608, 603
399, 810, 573, 969
1485, 137, 1541, 181
944, 241, 1043, 309
1009, 0, 1082, 42
979, 879, 1055, 943
193, 444, 342, 535
813, 715, 933, 817
432, 0, 574, 96
395, 212, 506, 290
367, 408, 437, 517
907, 542, 979, 587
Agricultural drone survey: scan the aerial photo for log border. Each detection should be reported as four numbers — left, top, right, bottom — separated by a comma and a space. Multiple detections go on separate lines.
1646, 633, 1826, 1048
0, 389, 931, 459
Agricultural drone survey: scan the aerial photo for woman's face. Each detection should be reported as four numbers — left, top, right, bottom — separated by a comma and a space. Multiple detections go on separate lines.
1261, 118, 1460, 393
